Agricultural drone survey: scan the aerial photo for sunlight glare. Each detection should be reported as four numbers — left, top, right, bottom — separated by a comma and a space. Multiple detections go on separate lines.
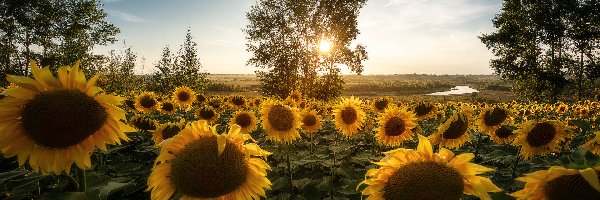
319, 39, 332, 53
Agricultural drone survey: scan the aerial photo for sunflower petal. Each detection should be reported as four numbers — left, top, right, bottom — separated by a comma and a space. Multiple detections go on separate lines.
217, 135, 227, 156
579, 168, 600, 192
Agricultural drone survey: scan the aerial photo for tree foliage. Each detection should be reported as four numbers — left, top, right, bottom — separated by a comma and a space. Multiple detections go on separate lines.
0, 0, 119, 86
244, 0, 368, 100
148, 29, 209, 94
480, 0, 600, 101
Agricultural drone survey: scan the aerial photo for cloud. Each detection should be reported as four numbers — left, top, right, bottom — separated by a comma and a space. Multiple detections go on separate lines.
107, 10, 150, 23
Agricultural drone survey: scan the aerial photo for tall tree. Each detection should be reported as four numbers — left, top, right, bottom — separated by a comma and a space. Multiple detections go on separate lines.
244, 0, 368, 100
149, 29, 208, 93
0, 0, 119, 86
480, 0, 600, 101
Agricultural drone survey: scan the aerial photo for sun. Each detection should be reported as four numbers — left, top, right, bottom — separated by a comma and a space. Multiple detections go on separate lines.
319, 39, 332, 53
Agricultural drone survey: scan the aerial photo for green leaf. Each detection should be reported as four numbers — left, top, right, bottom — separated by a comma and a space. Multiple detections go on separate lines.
0, 170, 27, 185
491, 191, 516, 200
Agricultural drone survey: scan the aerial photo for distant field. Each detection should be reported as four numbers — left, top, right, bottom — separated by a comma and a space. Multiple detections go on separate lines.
206, 74, 517, 102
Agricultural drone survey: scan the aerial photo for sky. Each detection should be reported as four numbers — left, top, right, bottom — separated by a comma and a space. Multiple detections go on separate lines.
96, 0, 502, 75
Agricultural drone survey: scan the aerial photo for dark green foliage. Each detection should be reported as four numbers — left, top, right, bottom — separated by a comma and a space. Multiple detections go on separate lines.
0, 0, 119, 85
244, 0, 368, 100
479, 0, 600, 102
148, 29, 209, 94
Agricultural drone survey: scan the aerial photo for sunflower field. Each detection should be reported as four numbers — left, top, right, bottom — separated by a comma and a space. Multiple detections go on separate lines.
1, 62, 600, 200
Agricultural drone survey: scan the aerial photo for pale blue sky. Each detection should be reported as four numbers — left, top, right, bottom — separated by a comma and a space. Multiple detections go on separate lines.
96, 0, 502, 75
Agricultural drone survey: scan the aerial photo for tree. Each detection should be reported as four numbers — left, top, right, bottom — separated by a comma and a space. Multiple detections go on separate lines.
244, 0, 368, 100
0, 0, 119, 86
149, 29, 209, 93
480, 0, 600, 101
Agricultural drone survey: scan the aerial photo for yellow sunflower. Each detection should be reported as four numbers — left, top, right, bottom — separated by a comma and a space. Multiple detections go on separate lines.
195, 105, 220, 124
429, 108, 473, 149
135, 91, 159, 113
582, 131, 600, 155
124, 98, 138, 112
477, 106, 514, 134
260, 99, 301, 143
159, 101, 176, 115
488, 125, 517, 144
285, 90, 302, 105
372, 97, 393, 113
172, 86, 196, 110
512, 166, 600, 199
195, 93, 208, 104
229, 95, 247, 109
229, 110, 258, 134
0, 60, 134, 175
333, 97, 366, 137
555, 103, 569, 114
412, 102, 437, 120
130, 114, 158, 131
513, 120, 569, 160
375, 107, 417, 146
151, 119, 186, 146
300, 109, 322, 134
147, 121, 272, 200
358, 135, 501, 200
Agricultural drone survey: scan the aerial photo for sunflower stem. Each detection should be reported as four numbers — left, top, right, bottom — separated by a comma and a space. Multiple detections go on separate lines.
473, 132, 483, 163
330, 132, 338, 200
76, 167, 86, 192
511, 150, 521, 179
286, 147, 293, 194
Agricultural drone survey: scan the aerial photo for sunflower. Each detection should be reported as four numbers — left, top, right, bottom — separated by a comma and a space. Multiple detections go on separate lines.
124, 98, 137, 112
375, 107, 417, 147
412, 102, 437, 120
229, 110, 258, 134
159, 101, 176, 115
372, 97, 393, 113
0, 60, 134, 175
135, 91, 159, 113
172, 86, 196, 110
253, 97, 263, 108
488, 125, 517, 144
147, 121, 272, 200
429, 107, 473, 149
195, 106, 220, 124
130, 115, 158, 131
555, 103, 569, 114
229, 95, 247, 109
151, 119, 186, 146
582, 131, 600, 155
513, 120, 569, 160
333, 97, 366, 137
300, 109, 322, 134
477, 106, 514, 134
358, 135, 501, 200
196, 93, 208, 104
288, 90, 302, 103
512, 166, 600, 199
260, 99, 301, 143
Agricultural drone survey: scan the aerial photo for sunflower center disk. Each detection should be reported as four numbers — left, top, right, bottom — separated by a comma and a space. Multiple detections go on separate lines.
22, 89, 108, 148
235, 113, 253, 128
543, 173, 600, 200
375, 100, 388, 111
526, 122, 556, 147
495, 126, 513, 139
162, 103, 174, 112
267, 105, 294, 131
170, 136, 248, 198
302, 114, 317, 127
384, 162, 464, 200
196, 94, 206, 103
232, 97, 245, 106
125, 99, 136, 110
132, 117, 156, 131
442, 117, 468, 139
384, 117, 406, 136
483, 108, 508, 126
199, 109, 216, 120
140, 96, 157, 108
414, 104, 433, 117
177, 92, 190, 102
341, 106, 358, 124
161, 125, 181, 140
